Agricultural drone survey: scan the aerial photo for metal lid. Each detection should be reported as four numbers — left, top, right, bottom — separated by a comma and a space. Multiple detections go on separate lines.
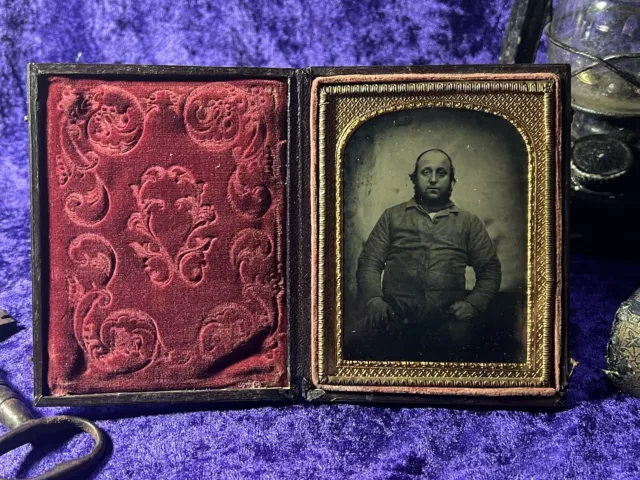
571, 134, 635, 192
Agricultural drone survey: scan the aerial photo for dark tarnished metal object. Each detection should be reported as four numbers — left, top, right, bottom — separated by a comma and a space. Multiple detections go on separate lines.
571, 134, 635, 194
0, 308, 19, 342
606, 287, 640, 396
499, 0, 552, 64
0, 371, 107, 479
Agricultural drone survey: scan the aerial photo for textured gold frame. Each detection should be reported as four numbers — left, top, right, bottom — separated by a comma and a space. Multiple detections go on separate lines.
310, 73, 565, 397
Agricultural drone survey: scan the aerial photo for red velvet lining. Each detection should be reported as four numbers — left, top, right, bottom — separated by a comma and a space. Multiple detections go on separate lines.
45, 77, 288, 394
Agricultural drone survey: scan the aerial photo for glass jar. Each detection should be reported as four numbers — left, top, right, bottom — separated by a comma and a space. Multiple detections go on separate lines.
547, 0, 640, 117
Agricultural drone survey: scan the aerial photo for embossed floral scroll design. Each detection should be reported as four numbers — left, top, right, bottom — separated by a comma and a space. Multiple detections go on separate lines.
52, 80, 286, 388
128, 165, 217, 288
67, 234, 159, 375
198, 228, 283, 367
56, 85, 145, 227
184, 83, 283, 219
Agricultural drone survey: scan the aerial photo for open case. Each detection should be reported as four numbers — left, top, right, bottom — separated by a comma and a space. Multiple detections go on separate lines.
28, 64, 570, 407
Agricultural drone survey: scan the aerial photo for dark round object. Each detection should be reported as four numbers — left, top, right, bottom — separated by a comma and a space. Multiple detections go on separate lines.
571, 134, 635, 193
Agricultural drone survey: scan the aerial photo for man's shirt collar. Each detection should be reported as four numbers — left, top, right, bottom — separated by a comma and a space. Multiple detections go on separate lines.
404, 197, 459, 217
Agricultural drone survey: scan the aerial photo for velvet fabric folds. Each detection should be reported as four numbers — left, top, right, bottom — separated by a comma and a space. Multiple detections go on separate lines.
45, 77, 288, 394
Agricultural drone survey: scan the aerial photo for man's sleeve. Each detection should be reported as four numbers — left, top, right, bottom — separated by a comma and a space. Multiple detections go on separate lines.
356, 209, 391, 304
465, 214, 502, 312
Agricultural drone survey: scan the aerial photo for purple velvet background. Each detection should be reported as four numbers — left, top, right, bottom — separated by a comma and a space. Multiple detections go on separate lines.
1, 1, 640, 478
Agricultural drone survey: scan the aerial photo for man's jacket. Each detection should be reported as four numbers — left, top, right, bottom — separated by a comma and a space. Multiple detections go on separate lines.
357, 198, 502, 322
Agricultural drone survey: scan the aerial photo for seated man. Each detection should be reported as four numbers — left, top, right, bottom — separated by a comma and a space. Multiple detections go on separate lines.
353, 148, 502, 361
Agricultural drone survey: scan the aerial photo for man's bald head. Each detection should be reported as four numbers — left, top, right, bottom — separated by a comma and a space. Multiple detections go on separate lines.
409, 149, 456, 185
409, 149, 456, 205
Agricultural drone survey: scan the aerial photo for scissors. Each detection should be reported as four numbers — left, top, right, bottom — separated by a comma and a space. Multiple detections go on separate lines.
0, 310, 107, 479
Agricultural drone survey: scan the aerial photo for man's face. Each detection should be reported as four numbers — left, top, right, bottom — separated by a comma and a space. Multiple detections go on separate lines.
415, 151, 453, 201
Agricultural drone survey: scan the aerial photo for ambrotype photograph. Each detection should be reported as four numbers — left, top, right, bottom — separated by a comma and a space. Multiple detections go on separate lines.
342, 108, 527, 364
311, 71, 567, 398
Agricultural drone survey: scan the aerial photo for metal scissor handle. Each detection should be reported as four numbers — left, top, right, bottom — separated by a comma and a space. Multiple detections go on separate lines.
0, 377, 107, 480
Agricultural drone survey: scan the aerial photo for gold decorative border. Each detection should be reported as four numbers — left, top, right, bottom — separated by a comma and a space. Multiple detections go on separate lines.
312, 74, 560, 393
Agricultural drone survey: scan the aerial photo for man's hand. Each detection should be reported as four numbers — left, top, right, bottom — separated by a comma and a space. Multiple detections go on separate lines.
448, 301, 479, 321
366, 297, 395, 326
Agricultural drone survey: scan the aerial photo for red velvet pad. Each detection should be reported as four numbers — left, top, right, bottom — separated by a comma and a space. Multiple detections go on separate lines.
45, 77, 288, 394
